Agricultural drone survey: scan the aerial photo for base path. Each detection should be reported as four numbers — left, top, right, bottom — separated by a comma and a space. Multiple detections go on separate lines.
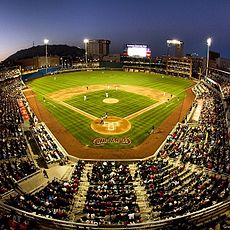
58, 101, 98, 120
23, 87, 195, 160
125, 101, 165, 120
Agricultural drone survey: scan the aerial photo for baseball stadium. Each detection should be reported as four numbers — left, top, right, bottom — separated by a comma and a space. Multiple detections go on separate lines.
0, 64, 229, 230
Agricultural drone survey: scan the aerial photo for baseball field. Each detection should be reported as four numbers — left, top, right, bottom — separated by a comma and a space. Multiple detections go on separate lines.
24, 70, 195, 159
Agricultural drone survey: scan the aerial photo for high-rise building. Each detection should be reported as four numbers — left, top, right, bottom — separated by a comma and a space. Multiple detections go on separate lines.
86, 39, 111, 60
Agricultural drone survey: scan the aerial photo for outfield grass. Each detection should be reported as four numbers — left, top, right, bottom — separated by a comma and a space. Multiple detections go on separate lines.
28, 70, 194, 148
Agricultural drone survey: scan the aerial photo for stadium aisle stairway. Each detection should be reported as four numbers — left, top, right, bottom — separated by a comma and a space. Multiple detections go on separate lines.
69, 163, 92, 221
129, 163, 152, 221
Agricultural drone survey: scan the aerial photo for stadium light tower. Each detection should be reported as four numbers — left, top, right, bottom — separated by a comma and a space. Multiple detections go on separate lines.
44, 38, 49, 74
84, 39, 89, 66
205, 37, 212, 80
166, 39, 184, 57
167, 39, 182, 46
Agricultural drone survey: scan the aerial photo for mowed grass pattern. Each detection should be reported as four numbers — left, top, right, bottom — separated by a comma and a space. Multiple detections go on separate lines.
65, 90, 156, 118
28, 71, 194, 148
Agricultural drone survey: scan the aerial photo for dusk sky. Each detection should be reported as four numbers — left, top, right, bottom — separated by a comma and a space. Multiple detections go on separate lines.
0, 0, 230, 61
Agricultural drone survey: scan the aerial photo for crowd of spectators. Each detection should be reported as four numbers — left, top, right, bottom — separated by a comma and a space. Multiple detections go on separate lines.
208, 70, 230, 101
0, 67, 21, 81
137, 158, 229, 220
82, 161, 141, 225
0, 123, 23, 139
135, 80, 229, 220
32, 123, 66, 163
69, 160, 85, 184
192, 82, 209, 96
7, 179, 71, 220
0, 138, 27, 160
0, 66, 229, 228
0, 74, 39, 196
0, 210, 34, 230
159, 83, 229, 174
0, 81, 24, 126
0, 71, 61, 166
7, 160, 85, 220
222, 85, 230, 99
0, 159, 37, 194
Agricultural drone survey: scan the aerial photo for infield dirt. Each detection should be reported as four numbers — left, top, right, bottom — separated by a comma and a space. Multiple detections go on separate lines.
48, 84, 171, 102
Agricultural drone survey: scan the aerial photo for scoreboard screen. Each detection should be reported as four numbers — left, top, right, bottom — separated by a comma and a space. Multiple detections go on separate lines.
126, 44, 151, 58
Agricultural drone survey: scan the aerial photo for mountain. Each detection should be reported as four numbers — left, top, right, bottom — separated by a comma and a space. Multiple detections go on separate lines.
4, 44, 85, 62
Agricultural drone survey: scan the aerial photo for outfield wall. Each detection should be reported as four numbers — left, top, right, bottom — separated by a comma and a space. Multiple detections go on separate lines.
22, 67, 61, 81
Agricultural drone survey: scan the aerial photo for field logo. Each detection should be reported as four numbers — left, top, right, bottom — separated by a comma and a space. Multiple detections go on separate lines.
93, 137, 131, 146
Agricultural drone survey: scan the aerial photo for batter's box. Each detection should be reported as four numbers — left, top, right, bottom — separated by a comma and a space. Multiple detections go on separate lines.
91, 116, 131, 135
103, 121, 120, 131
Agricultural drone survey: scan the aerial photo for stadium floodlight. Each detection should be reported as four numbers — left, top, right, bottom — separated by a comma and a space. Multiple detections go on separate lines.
44, 39, 49, 74
205, 37, 212, 80
166, 39, 183, 57
207, 37, 212, 47
84, 39, 89, 66
167, 39, 183, 46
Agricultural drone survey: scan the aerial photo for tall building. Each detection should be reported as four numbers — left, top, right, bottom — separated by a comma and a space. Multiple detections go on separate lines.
86, 39, 111, 60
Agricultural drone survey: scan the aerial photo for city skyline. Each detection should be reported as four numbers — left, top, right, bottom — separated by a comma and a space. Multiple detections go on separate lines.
0, 0, 230, 61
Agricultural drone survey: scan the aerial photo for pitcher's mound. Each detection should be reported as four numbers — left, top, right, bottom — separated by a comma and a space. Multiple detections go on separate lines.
103, 98, 119, 104
91, 116, 131, 135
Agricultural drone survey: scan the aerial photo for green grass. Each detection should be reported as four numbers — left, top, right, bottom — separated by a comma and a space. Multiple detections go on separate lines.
65, 90, 156, 118
27, 70, 194, 148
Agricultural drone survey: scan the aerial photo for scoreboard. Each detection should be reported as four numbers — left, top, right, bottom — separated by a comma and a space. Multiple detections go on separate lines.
124, 44, 151, 58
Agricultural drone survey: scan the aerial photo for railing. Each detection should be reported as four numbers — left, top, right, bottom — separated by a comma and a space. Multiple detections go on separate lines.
0, 198, 229, 229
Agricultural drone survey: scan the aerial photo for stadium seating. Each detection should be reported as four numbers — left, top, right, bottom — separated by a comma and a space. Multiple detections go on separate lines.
6, 160, 85, 220
32, 123, 66, 163
137, 159, 229, 219
0, 159, 37, 194
0, 67, 229, 229
159, 82, 229, 174
0, 209, 33, 230
208, 69, 230, 100
83, 161, 141, 225
0, 67, 21, 81
0, 75, 39, 197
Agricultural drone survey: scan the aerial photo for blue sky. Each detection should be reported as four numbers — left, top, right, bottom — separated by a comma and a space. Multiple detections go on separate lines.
0, 0, 230, 61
